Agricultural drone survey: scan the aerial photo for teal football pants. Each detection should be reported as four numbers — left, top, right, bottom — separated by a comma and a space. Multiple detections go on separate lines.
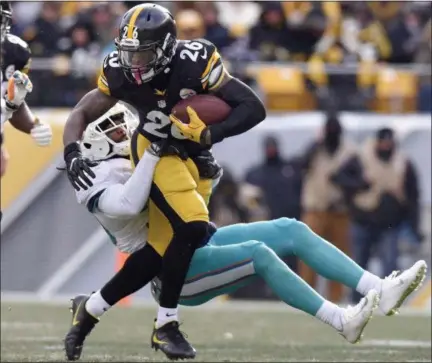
175, 218, 364, 308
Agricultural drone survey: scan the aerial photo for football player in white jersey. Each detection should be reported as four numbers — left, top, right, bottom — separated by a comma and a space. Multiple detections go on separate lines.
65, 104, 427, 361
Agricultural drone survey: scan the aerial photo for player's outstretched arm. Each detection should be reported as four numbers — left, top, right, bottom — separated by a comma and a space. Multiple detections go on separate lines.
63, 89, 117, 191
93, 139, 187, 217
95, 150, 160, 217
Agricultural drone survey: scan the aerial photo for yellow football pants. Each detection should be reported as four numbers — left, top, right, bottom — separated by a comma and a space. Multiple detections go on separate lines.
130, 131, 212, 256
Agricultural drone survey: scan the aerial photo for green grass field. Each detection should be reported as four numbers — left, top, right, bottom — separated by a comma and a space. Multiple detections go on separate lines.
1, 301, 431, 362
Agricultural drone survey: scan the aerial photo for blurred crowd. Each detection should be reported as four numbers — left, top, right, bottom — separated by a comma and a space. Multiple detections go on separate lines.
209, 111, 424, 303
8, 1, 432, 111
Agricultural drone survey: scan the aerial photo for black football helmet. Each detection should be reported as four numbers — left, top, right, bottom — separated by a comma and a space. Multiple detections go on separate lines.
115, 3, 177, 84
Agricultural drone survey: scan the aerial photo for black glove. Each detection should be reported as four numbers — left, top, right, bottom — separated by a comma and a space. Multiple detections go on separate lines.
148, 136, 188, 160
64, 142, 98, 191
191, 150, 223, 180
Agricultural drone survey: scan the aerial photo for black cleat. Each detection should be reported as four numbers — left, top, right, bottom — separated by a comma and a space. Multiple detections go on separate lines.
64, 294, 99, 361
151, 320, 196, 360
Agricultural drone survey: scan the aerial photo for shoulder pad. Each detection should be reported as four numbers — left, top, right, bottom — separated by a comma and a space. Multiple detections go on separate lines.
2, 34, 32, 78
97, 50, 125, 97
175, 39, 226, 92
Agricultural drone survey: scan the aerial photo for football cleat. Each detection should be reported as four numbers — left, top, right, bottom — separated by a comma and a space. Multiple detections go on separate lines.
339, 289, 380, 344
379, 260, 427, 316
64, 294, 99, 361
151, 320, 196, 360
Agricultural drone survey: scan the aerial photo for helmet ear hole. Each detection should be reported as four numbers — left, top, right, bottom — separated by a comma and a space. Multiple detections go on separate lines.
83, 143, 92, 149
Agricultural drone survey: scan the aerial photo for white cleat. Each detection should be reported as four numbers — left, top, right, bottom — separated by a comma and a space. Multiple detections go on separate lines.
339, 289, 380, 344
379, 260, 428, 316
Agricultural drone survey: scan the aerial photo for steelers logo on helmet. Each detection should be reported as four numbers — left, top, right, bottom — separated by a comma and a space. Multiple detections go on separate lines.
115, 3, 177, 84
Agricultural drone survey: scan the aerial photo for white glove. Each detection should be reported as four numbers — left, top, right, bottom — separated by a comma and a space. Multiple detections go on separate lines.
31, 120, 52, 147
5, 70, 33, 110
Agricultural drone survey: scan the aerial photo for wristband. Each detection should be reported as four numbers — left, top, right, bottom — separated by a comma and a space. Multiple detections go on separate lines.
64, 142, 80, 160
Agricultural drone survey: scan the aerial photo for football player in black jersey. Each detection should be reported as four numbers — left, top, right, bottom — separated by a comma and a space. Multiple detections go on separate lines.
0, 1, 52, 220
63, 3, 265, 361
0, 1, 52, 150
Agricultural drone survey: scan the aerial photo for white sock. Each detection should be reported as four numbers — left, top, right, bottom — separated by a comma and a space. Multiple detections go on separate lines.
156, 307, 178, 328
315, 301, 343, 331
356, 271, 382, 296
85, 291, 111, 318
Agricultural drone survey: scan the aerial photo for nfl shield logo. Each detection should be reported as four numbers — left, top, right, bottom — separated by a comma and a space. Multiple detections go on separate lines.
158, 100, 166, 109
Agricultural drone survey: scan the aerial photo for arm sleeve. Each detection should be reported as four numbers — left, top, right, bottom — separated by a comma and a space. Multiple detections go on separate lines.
209, 77, 266, 144
95, 152, 160, 217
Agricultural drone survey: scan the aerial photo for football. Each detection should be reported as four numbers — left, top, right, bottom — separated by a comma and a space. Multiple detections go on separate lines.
172, 95, 231, 125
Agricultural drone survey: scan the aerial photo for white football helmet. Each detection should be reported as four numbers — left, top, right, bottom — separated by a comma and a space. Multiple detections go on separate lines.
80, 103, 138, 161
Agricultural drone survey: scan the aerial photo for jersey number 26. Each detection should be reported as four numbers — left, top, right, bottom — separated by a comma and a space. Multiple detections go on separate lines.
180, 42, 207, 62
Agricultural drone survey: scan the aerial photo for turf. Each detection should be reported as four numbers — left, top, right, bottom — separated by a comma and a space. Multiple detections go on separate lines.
1, 301, 431, 362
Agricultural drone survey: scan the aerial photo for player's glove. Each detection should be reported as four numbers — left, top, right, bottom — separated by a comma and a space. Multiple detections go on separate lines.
148, 137, 188, 160
191, 150, 223, 180
64, 142, 98, 191
30, 118, 52, 147
170, 106, 212, 146
4, 70, 33, 110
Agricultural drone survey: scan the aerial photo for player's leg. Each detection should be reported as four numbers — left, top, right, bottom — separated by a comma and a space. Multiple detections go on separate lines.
210, 218, 364, 289
131, 132, 209, 359
64, 243, 163, 361
210, 217, 427, 315
153, 241, 379, 344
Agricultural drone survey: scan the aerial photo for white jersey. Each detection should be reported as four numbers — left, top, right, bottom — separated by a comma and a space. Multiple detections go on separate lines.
75, 156, 156, 254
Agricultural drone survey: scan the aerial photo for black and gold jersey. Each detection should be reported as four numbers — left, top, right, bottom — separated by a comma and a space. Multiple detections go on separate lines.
97, 39, 226, 152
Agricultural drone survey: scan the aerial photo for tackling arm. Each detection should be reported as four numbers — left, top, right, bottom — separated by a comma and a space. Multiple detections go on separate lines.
94, 152, 160, 217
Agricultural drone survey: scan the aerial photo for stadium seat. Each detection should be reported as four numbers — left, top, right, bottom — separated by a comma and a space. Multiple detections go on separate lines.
254, 66, 315, 111
373, 68, 418, 113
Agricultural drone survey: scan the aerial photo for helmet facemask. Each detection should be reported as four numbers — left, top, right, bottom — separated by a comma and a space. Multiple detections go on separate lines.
81, 104, 138, 161
115, 32, 177, 84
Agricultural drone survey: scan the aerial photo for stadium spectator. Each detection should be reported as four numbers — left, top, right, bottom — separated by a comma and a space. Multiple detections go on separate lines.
367, 1, 404, 29
299, 112, 355, 303
214, 1, 260, 37
387, 6, 424, 64
347, 3, 392, 62
282, 2, 329, 60
246, 135, 303, 222
334, 128, 422, 303
64, 20, 100, 79
23, 2, 65, 57
416, 19, 432, 112
175, 9, 205, 40
248, 2, 292, 62
195, 2, 234, 52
